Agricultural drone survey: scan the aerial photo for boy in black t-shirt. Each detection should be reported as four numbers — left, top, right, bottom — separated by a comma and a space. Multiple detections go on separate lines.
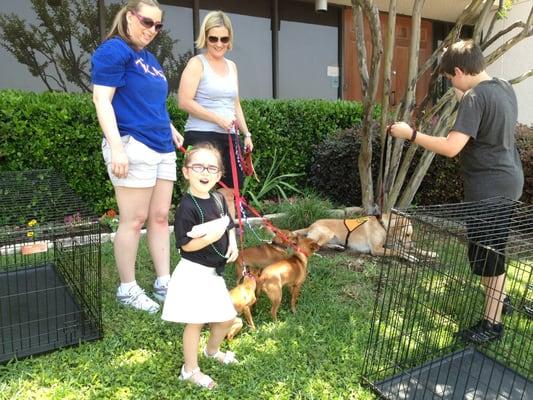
390, 40, 524, 344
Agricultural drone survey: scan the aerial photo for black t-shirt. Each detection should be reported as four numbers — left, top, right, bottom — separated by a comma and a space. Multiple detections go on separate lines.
453, 78, 523, 201
174, 192, 234, 270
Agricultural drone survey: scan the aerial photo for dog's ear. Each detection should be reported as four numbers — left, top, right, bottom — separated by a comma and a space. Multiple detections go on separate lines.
310, 240, 321, 252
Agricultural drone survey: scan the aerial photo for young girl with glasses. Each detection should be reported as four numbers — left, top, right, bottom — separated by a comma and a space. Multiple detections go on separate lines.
162, 143, 239, 390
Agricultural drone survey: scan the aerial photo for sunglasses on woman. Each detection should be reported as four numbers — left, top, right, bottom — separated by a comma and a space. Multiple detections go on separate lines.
208, 35, 230, 44
132, 10, 163, 32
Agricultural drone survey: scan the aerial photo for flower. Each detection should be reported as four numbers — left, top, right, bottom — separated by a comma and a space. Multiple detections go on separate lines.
26, 219, 38, 239
64, 212, 82, 225
100, 210, 119, 232
106, 209, 117, 218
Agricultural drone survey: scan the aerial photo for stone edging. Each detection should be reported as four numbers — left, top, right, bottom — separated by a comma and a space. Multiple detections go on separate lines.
100, 207, 364, 244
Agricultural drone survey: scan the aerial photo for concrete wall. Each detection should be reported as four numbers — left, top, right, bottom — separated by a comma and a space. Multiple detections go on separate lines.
484, 0, 533, 125
0, 1, 52, 91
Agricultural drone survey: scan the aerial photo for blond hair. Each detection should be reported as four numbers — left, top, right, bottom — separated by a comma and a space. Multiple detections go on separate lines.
183, 143, 224, 175
195, 10, 234, 50
105, 0, 162, 43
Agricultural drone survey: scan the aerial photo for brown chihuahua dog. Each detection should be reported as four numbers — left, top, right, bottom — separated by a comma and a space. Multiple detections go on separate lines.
226, 273, 257, 340
235, 229, 296, 281
257, 236, 320, 320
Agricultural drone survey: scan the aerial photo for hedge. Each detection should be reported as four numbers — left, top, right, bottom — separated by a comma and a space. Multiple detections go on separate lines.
1, 90, 530, 214
0, 90, 362, 214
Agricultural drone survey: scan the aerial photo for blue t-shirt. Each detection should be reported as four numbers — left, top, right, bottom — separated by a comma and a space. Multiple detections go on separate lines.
91, 37, 174, 153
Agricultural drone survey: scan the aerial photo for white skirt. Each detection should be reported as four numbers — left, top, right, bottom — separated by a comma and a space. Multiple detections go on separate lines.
161, 258, 237, 324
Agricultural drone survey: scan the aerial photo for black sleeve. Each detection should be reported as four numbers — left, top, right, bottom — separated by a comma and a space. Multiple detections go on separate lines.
174, 197, 199, 249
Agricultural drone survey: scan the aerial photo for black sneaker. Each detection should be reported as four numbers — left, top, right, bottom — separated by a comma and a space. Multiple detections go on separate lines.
458, 319, 504, 345
502, 295, 512, 315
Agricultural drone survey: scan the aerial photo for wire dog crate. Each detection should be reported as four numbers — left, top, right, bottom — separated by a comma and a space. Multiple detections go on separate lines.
0, 170, 102, 363
363, 197, 532, 399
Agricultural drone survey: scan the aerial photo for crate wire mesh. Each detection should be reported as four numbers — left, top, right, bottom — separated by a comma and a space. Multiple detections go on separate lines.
0, 169, 102, 363
363, 197, 532, 399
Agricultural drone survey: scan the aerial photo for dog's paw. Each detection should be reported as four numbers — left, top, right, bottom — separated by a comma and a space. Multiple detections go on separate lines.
326, 244, 345, 252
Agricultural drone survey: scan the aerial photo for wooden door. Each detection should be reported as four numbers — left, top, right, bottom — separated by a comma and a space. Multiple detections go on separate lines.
342, 9, 433, 106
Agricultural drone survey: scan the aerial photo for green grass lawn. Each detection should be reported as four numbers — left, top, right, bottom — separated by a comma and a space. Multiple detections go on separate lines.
0, 235, 380, 400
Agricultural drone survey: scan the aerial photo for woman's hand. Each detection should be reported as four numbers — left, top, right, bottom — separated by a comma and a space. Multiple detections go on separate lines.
389, 122, 413, 140
171, 124, 184, 148
217, 116, 235, 132
110, 145, 129, 178
244, 136, 253, 152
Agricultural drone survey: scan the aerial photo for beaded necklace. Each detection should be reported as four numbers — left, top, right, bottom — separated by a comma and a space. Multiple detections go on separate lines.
188, 190, 228, 259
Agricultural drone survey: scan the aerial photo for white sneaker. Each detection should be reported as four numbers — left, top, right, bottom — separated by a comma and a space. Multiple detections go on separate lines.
153, 281, 168, 303
117, 284, 160, 314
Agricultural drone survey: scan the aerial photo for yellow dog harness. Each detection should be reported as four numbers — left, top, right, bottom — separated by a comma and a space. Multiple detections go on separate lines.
343, 217, 369, 248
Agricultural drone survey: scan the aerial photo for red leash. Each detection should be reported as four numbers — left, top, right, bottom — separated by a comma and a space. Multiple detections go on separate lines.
227, 125, 246, 250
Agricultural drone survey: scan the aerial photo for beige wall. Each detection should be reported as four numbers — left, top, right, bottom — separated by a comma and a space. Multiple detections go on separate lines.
484, 0, 533, 125
328, 0, 471, 22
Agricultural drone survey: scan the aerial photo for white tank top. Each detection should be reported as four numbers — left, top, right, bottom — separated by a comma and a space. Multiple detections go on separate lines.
184, 54, 238, 133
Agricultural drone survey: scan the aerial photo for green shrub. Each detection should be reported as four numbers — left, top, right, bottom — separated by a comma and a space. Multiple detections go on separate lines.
309, 122, 464, 207
275, 191, 333, 230
0, 90, 363, 213
308, 123, 381, 206
516, 123, 533, 203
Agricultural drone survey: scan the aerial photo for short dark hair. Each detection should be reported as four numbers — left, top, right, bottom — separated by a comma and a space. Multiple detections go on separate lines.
439, 39, 485, 76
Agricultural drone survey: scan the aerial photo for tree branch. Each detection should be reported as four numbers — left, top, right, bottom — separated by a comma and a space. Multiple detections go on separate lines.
509, 69, 533, 85
473, 0, 495, 43
351, 2, 369, 94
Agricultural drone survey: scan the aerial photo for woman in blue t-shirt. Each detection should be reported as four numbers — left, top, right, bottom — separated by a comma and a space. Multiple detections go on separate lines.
91, 0, 183, 314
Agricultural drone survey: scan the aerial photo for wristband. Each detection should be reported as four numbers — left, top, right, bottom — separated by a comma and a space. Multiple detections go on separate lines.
410, 128, 417, 143
243, 132, 252, 138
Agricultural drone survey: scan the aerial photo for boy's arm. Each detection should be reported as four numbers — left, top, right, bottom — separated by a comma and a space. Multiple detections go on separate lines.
390, 122, 470, 158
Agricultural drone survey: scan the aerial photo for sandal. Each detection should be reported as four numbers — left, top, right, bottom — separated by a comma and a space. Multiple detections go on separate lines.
203, 346, 239, 364
179, 365, 217, 390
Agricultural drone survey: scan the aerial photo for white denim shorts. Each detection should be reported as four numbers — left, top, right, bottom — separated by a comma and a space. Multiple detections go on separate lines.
102, 135, 177, 188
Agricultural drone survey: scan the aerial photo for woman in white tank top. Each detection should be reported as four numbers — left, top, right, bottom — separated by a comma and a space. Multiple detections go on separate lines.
178, 10, 253, 219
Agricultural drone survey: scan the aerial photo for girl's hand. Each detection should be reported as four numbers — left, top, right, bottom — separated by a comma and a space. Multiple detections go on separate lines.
204, 221, 228, 243
225, 240, 239, 263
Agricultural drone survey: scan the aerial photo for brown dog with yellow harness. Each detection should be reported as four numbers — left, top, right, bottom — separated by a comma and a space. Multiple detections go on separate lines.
293, 214, 436, 261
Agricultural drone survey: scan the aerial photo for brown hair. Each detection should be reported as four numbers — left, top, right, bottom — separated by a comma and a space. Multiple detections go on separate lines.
105, 0, 162, 43
439, 39, 485, 76
183, 143, 224, 175
195, 10, 234, 50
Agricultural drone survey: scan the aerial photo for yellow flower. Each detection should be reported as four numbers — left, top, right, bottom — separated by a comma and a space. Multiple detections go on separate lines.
27, 231, 34, 238
27, 219, 38, 227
